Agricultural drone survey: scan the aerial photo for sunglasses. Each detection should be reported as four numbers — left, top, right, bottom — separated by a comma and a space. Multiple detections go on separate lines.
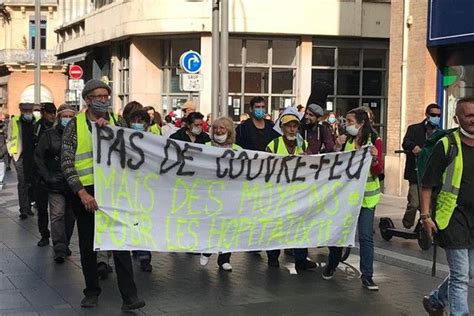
429, 113, 441, 117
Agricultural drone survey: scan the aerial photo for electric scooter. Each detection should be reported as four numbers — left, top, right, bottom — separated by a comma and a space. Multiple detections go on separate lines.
378, 150, 431, 250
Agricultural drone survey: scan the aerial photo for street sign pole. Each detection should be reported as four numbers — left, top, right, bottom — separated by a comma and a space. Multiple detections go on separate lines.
211, 0, 220, 120
220, 0, 229, 117
34, 0, 41, 106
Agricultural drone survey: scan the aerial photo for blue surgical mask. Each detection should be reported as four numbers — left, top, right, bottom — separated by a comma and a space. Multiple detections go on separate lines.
90, 100, 110, 114
428, 116, 440, 126
61, 117, 72, 127
254, 108, 265, 120
131, 123, 145, 131
22, 114, 33, 121
328, 117, 337, 124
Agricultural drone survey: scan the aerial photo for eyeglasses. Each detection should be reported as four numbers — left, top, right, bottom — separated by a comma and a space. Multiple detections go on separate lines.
429, 113, 441, 117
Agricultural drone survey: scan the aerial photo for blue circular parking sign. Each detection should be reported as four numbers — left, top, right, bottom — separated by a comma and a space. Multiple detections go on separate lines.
179, 50, 202, 74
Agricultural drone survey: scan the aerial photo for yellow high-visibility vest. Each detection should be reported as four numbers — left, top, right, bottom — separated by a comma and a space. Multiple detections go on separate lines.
75, 112, 117, 186
435, 130, 463, 230
345, 138, 380, 208
266, 136, 307, 155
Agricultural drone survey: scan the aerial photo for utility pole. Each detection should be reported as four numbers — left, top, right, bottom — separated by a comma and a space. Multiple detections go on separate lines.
219, 0, 229, 117
211, 0, 220, 120
34, 0, 41, 106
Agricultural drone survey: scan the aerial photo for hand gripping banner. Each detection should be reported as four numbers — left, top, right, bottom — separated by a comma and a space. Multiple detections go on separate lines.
92, 125, 372, 253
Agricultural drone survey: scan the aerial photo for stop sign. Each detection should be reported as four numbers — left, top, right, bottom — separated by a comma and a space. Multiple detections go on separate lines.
69, 65, 83, 79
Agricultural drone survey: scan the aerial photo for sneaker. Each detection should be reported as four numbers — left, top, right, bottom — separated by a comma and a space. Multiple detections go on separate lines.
37, 237, 49, 247
422, 296, 444, 316
80, 295, 98, 308
295, 259, 317, 271
140, 260, 152, 272
361, 277, 379, 291
19, 214, 27, 220
97, 262, 110, 280
200, 254, 209, 266
220, 263, 232, 271
322, 265, 336, 280
267, 258, 280, 267
121, 297, 145, 311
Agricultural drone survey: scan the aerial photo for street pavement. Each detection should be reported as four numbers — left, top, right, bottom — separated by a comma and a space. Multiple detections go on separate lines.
0, 169, 473, 315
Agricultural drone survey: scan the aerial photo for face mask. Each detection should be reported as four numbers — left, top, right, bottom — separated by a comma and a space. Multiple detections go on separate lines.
60, 117, 72, 127
213, 133, 228, 144
428, 116, 440, 126
22, 114, 33, 121
254, 108, 265, 120
328, 117, 337, 124
286, 135, 297, 141
90, 100, 110, 114
456, 116, 474, 139
33, 111, 41, 119
191, 126, 202, 135
346, 125, 360, 136
130, 123, 145, 131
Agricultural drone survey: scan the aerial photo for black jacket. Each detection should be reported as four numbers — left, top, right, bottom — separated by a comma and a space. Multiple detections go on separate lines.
235, 119, 279, 151
34, 124, 70, 193
402, 120, 437, 183
169, 127, 211, 144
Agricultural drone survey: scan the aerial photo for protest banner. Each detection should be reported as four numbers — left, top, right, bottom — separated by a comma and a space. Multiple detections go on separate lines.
92, 125, 372, 253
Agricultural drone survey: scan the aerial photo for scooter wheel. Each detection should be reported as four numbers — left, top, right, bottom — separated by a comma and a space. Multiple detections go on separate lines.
417, 228, 432, 250
379, 217, 394, 241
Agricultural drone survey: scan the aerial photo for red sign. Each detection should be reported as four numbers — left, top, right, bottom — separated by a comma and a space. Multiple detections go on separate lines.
69, 65, 83, 79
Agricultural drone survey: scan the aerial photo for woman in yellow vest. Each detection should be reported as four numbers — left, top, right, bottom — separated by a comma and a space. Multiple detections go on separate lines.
322, 108, 383, 291
200, 117, 240, 271
265, 113, 318, 271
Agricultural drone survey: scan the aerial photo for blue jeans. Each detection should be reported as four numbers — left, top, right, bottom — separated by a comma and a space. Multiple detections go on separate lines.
328, 207, 374, 278
429, 248, 474, 316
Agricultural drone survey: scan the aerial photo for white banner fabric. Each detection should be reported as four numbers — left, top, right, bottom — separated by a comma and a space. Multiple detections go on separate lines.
92, 125, 372, 253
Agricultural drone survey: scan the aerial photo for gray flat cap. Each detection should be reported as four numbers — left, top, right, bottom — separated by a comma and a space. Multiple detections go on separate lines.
82, 79, 111, 100
307, 103, 324, 117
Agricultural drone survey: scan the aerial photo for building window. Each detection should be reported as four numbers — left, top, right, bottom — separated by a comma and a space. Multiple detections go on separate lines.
29, 18, 47, 49
312, 40, 388, 138
229, 38, 298, 121
118, 43, 130, 108
162, 39, 201, 114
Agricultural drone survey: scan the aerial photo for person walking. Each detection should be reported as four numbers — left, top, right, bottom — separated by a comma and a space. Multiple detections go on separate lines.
61, 79, 145, 310
401, 103, 441, 229
199, 117, 241, 272
6, 101, 37, 219
322, 108, 383, 291
265, 110, 316, 271
34, 104, 76, 263
301, 101, 335, 154
421, 97, 474, 316
33, 102, 57, 247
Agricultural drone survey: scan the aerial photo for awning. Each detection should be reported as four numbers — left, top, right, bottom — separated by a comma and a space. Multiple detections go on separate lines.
57, 52, 88, 64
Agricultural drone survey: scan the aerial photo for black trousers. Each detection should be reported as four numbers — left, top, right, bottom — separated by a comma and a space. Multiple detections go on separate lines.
267, 248, 308, 263
203, 252, 231, 266
35, 182, 50, 239
71, 185, 138, 299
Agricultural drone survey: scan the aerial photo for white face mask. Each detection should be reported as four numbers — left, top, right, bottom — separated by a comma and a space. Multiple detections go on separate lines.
191, 126, 202, 135
213, 133, 228, 144
456, 116, 474, 139
346, 125, 360, 136
286, 135, 297, 141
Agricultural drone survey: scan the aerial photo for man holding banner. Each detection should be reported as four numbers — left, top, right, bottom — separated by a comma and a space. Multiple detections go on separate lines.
61, 79, 145, 310
265, 109, 316, 271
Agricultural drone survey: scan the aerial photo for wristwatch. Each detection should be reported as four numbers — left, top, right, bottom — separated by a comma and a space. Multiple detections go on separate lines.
420, 214, 431, 221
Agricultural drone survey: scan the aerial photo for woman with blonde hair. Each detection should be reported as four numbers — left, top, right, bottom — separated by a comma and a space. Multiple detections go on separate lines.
200, 116, 240, 271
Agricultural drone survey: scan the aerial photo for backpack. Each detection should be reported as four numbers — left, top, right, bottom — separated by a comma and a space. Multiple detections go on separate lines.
416, 128, 458, 183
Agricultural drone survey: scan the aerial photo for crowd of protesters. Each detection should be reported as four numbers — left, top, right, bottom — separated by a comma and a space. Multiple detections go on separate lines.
2, 77, 473, 315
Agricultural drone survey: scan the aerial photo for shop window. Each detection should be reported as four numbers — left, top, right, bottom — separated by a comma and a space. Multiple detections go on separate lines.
228, 38, 298, 122
118, 43, 130, 108
313, 47, 335, 67
338, 48, 361, 67
337, 70, 360, 95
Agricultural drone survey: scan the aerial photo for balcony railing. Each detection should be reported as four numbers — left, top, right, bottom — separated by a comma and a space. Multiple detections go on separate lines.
0, 49, 57, 64
0, 0, 57, 5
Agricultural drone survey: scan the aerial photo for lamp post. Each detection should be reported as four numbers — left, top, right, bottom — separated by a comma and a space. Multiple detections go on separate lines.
211, 0, 220, 120
34, 0, 41, 106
